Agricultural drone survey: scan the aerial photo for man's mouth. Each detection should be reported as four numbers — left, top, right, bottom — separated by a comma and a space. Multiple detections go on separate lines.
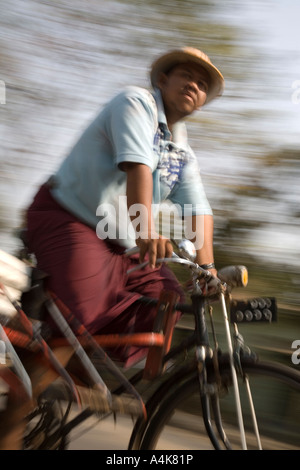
182, 91, 194, 104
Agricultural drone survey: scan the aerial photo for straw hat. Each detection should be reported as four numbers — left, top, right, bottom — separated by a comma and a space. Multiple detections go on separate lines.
150, 47, 224, 104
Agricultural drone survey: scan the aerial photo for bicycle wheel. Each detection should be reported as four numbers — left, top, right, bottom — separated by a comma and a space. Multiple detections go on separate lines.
135, 357, 300, 450
23, 383, 72, 450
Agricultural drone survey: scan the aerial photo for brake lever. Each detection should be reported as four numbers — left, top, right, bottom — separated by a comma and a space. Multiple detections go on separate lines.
124, 246, 180, 259
124, 246, 140, 257
124, 246, 180, 274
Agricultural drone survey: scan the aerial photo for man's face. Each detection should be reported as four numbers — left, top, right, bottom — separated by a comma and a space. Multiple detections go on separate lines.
158, 62, 209, 126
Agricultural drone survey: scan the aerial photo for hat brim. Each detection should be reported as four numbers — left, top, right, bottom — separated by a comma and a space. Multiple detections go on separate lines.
150, 48, 224, 105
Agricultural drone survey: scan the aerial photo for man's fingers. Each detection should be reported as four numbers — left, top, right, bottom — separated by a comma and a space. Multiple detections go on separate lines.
137, 237, 173, 269
156, 240, 165, 264
165, 240, 173, 258
138, 244, 148, 263
148, 241, 157, 268
137, 239, 157, 268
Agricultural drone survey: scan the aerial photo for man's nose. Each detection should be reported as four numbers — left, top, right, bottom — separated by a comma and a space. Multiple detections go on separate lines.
185, 80, 197, 93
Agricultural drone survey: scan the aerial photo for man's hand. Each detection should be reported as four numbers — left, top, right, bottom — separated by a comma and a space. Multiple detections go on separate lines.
136, 234, 173, 268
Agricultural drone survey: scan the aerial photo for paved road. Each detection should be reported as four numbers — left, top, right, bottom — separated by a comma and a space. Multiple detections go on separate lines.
67, 412, 214, 451
68, 414, 137, 450
66, 409, 298, 451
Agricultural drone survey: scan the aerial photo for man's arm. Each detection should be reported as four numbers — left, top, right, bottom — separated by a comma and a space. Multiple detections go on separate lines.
122, 162, 173, 268
188, 214, 217, 277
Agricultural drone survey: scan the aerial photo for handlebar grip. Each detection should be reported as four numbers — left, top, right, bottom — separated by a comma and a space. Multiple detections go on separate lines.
218, 265, 248, 288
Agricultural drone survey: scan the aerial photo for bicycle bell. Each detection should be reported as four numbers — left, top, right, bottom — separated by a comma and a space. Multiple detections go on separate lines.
177, 239, 196, 261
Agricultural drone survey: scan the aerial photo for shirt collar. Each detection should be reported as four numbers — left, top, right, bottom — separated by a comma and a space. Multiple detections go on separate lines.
153, 88, 169, 134
152, 88, 188, 148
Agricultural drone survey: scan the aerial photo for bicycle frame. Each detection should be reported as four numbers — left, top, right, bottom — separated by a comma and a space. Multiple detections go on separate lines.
1, 241, 263, 450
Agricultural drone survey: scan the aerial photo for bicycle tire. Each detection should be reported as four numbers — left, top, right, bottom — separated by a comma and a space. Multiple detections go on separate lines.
23, 383, 73, 450
134, 357, 300, 450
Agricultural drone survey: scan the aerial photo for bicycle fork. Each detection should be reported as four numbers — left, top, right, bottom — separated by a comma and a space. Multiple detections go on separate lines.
192, 292, 231, 450
196, 344, 230, 450
192, 289, 260, 450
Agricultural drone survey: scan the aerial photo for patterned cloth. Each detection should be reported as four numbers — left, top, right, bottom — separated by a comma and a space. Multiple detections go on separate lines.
155, 125, 189, 191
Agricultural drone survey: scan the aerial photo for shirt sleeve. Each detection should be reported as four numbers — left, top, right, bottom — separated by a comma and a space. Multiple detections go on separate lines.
105, 87, 158, 171
168, 149, 213, 216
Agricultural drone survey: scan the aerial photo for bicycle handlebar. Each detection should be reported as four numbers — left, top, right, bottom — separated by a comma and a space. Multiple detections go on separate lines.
125, 245, 248, 290
126, 254, 212, 278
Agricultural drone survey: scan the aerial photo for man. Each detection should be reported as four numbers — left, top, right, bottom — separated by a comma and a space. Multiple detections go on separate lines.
26, 47, 224, 366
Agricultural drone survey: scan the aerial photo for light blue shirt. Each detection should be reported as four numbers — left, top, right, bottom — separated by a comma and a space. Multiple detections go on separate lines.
51, 86, 212, 247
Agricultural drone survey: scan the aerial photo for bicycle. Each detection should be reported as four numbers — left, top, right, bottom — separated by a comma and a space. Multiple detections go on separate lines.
0, 239, 299, 450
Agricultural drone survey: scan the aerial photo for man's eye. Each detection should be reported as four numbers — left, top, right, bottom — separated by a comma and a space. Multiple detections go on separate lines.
197, 81, 208, 92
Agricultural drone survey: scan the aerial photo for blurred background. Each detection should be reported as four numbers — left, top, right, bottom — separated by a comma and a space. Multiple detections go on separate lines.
1, 0, 300, 367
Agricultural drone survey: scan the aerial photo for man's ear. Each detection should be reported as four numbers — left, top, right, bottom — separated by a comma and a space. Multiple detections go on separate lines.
156, 72, 168, 90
